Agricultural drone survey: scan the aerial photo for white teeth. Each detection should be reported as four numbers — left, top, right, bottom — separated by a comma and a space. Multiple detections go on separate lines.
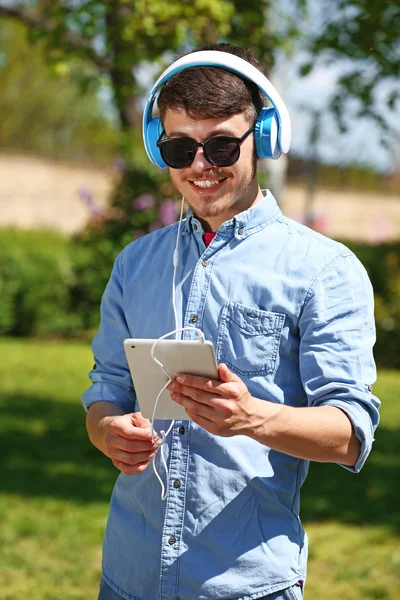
192, 180, 222, 188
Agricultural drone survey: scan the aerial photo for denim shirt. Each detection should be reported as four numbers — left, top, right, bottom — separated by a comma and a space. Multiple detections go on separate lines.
82, 191, 380, 600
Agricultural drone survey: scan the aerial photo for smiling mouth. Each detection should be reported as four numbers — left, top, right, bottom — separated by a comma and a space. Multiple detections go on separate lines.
189, 178, 227, 189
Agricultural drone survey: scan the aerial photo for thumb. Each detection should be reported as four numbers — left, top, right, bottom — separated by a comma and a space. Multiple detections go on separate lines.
218, 363, 241, 383
131, 412, 161, 444
131, 411, 152, 430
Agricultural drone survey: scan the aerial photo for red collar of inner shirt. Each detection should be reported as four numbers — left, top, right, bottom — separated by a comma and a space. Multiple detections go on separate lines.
203, 232, 216, 247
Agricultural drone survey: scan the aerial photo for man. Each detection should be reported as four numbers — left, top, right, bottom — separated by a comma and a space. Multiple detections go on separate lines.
83, 43, 380, 600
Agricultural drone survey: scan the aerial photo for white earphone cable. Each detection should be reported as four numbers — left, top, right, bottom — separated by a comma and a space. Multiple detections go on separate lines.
151, 196, 204, 500
172, 196, 185, 338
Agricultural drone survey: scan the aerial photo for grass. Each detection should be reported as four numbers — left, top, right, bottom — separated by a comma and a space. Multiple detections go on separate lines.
0, 337, 399, 600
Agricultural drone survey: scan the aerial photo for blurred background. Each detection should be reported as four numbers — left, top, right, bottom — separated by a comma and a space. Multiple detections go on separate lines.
0, 1, 399, 599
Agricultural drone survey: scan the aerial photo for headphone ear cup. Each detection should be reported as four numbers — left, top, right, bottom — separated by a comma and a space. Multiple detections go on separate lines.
145, 118, 166, 168
254, 107, 281, 160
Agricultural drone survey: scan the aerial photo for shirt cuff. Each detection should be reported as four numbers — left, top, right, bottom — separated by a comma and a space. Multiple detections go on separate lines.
319, 399, 376, 473
82, 381, 138, 414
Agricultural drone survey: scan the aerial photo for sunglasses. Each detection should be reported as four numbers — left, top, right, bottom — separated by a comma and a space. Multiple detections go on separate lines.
156, 126, 254, 169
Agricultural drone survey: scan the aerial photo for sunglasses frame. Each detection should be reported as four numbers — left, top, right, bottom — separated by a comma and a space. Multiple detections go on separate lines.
156, 126, 255, 169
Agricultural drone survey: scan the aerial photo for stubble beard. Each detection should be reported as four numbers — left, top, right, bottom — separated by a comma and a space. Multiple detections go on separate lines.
174, 154, 258, 220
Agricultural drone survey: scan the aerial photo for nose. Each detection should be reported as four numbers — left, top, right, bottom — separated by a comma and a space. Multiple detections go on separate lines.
189, 146, 212, 172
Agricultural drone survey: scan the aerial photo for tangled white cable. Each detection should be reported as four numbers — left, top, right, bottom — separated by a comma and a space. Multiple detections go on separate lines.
149, 195, 207, 500
150, 327, 205, 500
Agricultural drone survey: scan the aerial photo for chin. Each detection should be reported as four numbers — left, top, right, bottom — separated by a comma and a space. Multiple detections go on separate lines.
190, 195, 233, 218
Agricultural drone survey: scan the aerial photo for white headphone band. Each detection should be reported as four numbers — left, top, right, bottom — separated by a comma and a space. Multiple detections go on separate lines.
145, 50, 291, 154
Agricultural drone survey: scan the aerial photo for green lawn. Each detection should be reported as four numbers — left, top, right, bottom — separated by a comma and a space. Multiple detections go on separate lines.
0, 338, 399, 600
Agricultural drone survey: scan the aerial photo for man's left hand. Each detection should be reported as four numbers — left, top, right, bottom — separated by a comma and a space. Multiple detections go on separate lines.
167, 363, 263, 437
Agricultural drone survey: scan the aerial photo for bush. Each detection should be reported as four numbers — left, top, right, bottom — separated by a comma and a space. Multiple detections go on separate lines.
0, 166, 180, 337
0, 229, 81, 336
69, 164, 179, 330
344, 241, 400, 369
1, 223, 399, 369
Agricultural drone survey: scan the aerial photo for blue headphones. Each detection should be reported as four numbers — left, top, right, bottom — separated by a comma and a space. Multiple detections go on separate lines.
142, 50, 291, 168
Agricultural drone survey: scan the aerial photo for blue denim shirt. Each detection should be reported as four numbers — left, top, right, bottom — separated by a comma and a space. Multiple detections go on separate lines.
82, 191, 380, 600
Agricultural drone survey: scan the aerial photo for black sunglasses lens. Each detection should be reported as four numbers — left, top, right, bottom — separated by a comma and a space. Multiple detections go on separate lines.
205, 138, 240, 166
160, 138, 196, 168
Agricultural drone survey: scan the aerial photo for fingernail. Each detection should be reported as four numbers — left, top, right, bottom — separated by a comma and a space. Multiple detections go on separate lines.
176, 376, 184, 383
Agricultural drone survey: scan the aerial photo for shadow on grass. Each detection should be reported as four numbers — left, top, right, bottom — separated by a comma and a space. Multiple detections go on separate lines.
301, 427, 400, 532
0, 393, 116, 503
1, 392, 399, 532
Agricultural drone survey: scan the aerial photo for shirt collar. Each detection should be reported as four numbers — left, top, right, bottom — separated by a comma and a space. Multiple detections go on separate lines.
182, 189, 281, 239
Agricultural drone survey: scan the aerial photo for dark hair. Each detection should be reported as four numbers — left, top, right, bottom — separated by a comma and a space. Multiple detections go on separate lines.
157, 43, 266, 125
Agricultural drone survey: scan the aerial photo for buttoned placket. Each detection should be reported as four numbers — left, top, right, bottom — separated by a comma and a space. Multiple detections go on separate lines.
181, 220, 235, 340
159, 222, 234, 599
159, 421, 190, 600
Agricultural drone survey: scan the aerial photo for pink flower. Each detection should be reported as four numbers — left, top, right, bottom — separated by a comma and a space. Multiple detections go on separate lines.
78, 186, 102, 216
159, 198, 178, 226
113, 157, 127, 174
78, 186, 93, 204
134, 194, 155, 210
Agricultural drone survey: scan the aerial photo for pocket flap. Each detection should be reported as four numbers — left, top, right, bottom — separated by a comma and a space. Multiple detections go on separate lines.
225, 301, 285, 336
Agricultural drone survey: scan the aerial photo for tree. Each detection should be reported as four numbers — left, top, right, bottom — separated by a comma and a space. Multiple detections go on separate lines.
299, 0, 400, 138
0, 1, 285, 229
0, 19, 117, 161
0, 1, 234, 134
0, 2, 284, 147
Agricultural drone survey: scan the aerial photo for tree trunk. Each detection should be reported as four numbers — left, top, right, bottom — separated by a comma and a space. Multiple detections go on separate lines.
105, 2, 141, 131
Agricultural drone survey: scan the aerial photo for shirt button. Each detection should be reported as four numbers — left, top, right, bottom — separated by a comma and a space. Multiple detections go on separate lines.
193, 224, 198, 231
190, 314, 198, 323
238, 227, 244, 235
168, 535, 176, 545
179, 425, 185, 434
202, 259, 208, 267
173, 479, 181, 489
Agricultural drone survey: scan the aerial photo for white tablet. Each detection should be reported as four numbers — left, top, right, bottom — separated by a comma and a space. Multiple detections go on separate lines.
123, 338, 219, 420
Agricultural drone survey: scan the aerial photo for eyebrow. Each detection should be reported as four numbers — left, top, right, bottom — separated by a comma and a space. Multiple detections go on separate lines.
166, 127, 238, 138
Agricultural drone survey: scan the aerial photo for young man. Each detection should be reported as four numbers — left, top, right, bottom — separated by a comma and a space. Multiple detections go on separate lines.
83, 43, 380, 600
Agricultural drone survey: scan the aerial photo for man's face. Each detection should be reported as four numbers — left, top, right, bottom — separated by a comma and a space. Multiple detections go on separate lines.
163, 109, 261, 230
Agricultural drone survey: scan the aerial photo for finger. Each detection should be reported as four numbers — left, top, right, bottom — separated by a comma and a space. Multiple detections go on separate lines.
218, 363, 241, 383
110, 422, 154, 442
172, 392, 224, 421
112, 458, 151, 476
109, 448, 157, 465
185, 410, 219, 434
172, 373, 240, 401
131, 412, 152, 429
110, 437, 158, 453
172, 373, 223, 394
172, 384, 223, 407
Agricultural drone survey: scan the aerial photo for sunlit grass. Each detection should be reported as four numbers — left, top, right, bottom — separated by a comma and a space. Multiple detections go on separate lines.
0, 338, 399, 599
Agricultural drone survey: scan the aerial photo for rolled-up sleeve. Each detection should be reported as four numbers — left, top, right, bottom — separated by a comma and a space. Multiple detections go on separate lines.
82, 252, 137, 413
299, 252, 380, 472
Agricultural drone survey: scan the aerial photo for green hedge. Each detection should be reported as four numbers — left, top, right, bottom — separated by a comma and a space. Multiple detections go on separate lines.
0, 228, 399, 368
0, 229, 82, 336
341, 241, 400, 370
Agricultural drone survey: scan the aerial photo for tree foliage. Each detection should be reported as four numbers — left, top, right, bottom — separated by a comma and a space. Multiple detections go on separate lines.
0, 1, 284, 134
0, 19, 117, 161
0, 0, 284, 244
299, 0, 400, 134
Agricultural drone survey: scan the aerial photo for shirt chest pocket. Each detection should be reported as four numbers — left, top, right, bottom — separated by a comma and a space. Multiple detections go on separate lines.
216, 301, 285, 377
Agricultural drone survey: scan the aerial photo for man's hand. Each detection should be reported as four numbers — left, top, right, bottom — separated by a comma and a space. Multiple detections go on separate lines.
168, 366, 361, 467
105, 412, 160, 475
167, 363, 263, 437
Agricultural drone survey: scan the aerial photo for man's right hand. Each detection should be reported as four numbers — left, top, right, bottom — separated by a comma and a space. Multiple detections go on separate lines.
105, 412, 159, 475
86, 402, 160, 475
